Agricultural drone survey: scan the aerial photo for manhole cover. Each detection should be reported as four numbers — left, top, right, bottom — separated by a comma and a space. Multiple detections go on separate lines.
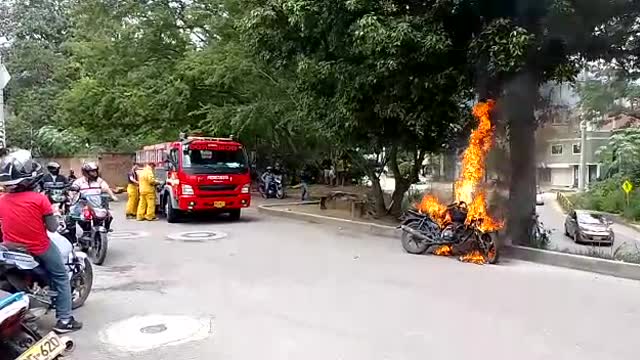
167, 231, 228, 242
140, 324, 167, 334
110, 230, 150, 240
100, 315, 212, 352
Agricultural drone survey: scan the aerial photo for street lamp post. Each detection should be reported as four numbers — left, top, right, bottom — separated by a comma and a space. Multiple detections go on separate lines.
578, 120, 587, 191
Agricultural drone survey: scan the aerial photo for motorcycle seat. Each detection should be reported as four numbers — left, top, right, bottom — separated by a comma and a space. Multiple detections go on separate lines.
2, 243, 28, 253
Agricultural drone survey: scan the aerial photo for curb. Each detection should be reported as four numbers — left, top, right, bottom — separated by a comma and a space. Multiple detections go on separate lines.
503, 245, 640, 281
257, 201, 398, 238
259, 201, 640, 281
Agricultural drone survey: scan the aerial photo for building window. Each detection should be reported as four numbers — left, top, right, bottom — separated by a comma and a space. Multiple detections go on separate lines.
551, 144, 563, 155
572, 144, 581, 154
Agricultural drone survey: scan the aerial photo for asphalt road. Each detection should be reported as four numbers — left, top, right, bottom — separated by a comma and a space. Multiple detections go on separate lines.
537, 192, 640, 254
52, 198, 640, 360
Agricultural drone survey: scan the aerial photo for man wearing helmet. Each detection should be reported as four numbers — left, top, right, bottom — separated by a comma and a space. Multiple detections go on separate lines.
0, 149, 83, 333
42, 161, 68, 189
69, 161, 118, 225
72, 162, 118, 201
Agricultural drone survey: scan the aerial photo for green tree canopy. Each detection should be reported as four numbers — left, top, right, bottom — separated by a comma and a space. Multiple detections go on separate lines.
242, 0, 473, 215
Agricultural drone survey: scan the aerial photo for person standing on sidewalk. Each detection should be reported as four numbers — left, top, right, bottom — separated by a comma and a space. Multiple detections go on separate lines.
125, 163, 141, 219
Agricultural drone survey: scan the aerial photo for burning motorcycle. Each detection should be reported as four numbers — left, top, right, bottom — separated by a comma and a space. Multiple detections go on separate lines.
0, 232, 94, 317
0, 291, 74, 360
399, 202, 499, 264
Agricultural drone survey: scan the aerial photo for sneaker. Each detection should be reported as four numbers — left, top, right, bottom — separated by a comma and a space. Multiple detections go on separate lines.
53, 317, 83, 334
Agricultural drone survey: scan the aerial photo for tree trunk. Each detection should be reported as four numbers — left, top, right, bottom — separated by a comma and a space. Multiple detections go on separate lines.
504, 75, 537, 246
386, 145, 423, 217
389, 180, 410, 217
369, 171, 387, 217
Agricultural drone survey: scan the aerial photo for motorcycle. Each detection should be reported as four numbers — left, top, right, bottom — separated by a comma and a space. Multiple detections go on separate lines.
43, 183, 71, 217
0, 292, 74, 360
260, 174, 286, 199
530, 213, 551, 248
0, 232, 93, 311
68, 191, 112, 265
399, 203, 499, 264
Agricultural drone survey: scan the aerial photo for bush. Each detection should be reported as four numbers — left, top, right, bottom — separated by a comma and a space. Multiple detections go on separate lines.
567, 175, 640, 220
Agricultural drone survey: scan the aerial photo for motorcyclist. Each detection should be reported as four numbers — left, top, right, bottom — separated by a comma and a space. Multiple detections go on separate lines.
42, 162, 68, 189
0, 148, 83, 333
260, 166, 275, 193
69, 162, 118, 238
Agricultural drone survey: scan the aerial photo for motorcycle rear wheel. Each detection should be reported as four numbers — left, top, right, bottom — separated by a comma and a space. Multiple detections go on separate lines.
401, 221, 430, 254
72, 258, 93, 309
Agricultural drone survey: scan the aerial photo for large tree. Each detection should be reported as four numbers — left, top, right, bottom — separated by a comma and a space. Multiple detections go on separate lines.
437, 0, 640, 244
0, 0, 79, 154
242, 0, 472, 216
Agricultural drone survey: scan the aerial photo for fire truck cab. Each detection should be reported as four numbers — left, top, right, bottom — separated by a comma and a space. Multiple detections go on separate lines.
136, 135, 251, 222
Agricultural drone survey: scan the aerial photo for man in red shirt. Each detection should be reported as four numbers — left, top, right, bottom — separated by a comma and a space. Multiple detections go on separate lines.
0, 149, 82, 333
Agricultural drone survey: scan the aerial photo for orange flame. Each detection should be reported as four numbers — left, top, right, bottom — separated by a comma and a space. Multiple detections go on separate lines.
459, 250, 486, 264
418, 195, 448, 227
415, 100, 503, 262
433, 245, 453, 256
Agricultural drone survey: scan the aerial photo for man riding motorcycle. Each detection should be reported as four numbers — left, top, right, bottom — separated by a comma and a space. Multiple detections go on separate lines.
42, 162, 68, 189
42, 162, 70, 214
0, 149, 82, 333
69, 162, 118, 239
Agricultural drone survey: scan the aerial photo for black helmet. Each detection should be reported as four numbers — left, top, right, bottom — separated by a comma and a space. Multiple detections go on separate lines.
47, 161, 61, 176
266, 166, 273, 171
0, 149, 44, 192
81, 161, 100, 181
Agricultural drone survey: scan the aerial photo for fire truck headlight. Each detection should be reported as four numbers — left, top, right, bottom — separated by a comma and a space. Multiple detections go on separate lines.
241, 184, 250, 194
182, 184, 194, 195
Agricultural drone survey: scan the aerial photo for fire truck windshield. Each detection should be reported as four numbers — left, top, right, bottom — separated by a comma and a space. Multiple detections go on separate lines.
182, 148, 248, 174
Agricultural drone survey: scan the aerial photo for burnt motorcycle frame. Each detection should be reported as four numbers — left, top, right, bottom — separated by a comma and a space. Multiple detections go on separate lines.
399, 209, 498, 263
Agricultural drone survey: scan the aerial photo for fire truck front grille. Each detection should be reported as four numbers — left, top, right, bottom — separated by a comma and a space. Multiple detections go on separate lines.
198, 184, 237, 192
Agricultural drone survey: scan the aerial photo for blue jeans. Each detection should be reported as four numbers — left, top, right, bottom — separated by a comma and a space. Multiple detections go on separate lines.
37, 242, 72, 321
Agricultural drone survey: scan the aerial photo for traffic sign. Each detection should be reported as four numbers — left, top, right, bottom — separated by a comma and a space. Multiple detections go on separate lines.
622, 180, 633, 194
0, 63, 10, 89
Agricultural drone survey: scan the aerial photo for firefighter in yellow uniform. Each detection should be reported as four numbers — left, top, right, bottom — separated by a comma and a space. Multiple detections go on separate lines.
137, 163, 158, 221
125, 164, 141, 219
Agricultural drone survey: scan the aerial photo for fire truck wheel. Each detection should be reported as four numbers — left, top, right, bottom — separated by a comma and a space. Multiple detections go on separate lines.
229, 209, 241, 221
165, 199, 181, 223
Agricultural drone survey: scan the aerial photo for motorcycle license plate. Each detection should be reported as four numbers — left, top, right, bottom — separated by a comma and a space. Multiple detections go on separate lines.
213, 201, 226, 208
17, 332, 66, 360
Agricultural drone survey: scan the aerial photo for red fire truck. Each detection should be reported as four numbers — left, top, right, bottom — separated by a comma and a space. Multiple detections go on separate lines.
136, 135, 251, 222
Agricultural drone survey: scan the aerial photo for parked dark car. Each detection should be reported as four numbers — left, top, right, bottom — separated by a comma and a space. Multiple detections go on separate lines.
564, 210, 614, 245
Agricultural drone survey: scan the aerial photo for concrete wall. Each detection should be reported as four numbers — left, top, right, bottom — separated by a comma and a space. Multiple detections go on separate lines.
36, 153, 134, 187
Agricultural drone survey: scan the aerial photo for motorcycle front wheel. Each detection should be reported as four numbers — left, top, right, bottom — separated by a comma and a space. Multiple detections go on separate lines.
72, 257, 93, 309
479, 232, 499, 264
401, 221, 430, 254
276, 188, 286, 199
89, 232, 109, 265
